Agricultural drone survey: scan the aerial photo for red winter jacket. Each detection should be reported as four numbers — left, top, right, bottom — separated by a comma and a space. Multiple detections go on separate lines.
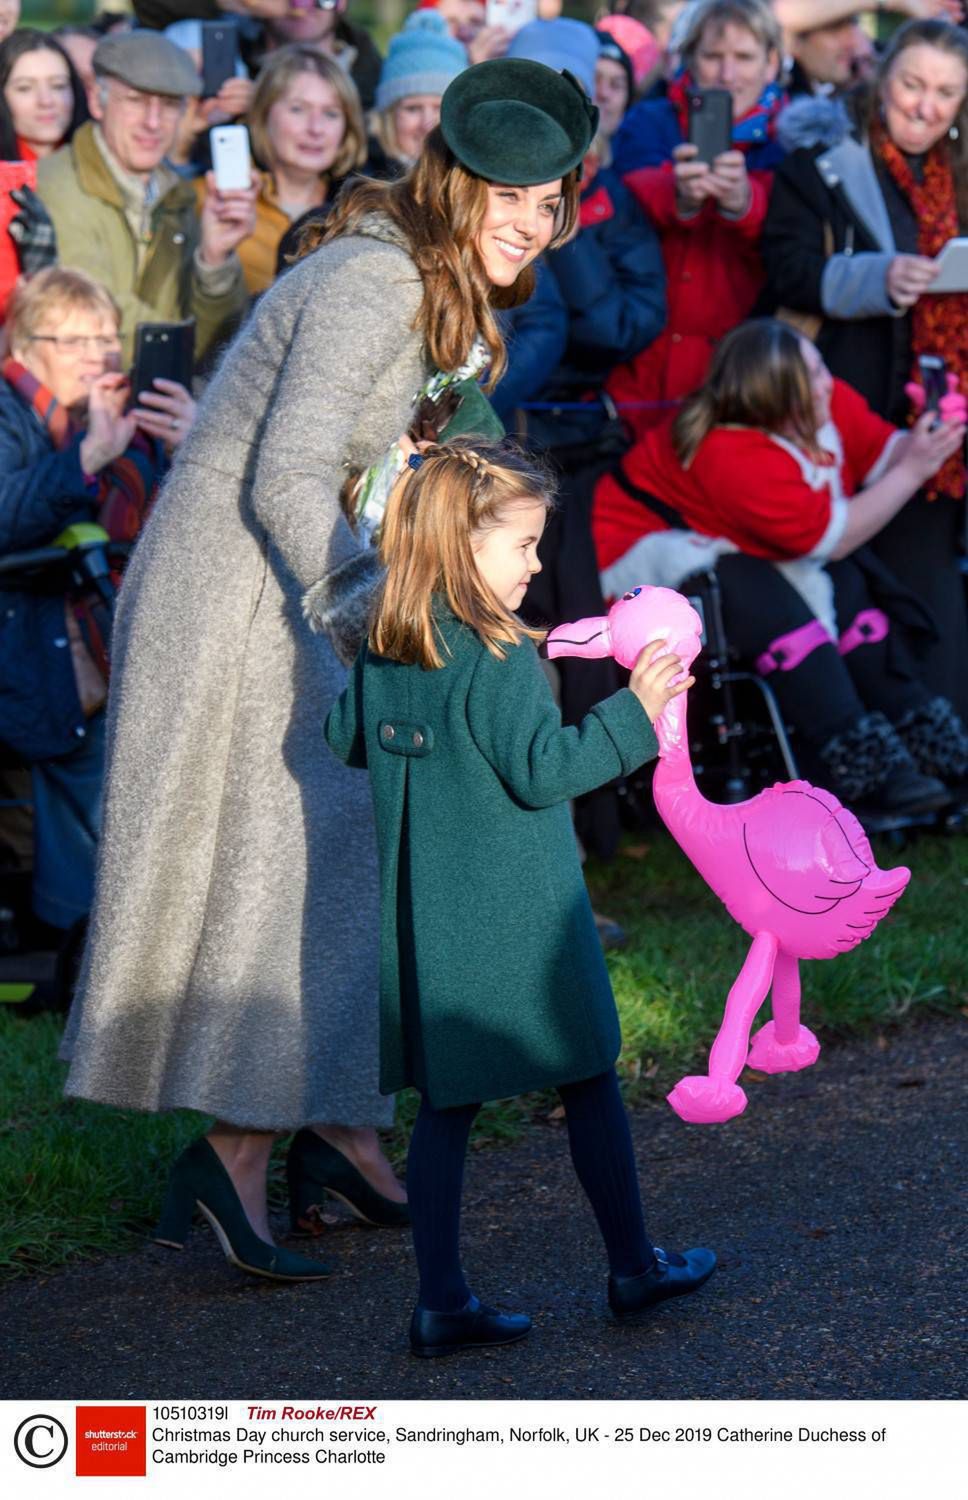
593, 379, 898, 578
606, 163, 774, 440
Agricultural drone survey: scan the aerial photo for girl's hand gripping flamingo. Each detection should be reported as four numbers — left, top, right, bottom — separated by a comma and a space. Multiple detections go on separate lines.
545, 586, 911, 1125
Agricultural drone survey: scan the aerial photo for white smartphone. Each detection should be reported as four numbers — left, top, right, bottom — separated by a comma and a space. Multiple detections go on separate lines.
485, 0, 537, 35
210, 124, 251, 192
926, 236, 968, 294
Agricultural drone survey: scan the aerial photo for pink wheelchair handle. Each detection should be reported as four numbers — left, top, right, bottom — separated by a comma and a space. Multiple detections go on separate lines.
755, 619, 834, 677
838, 608, 889, 658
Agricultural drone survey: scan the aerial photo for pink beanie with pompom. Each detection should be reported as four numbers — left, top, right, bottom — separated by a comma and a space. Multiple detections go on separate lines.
596, 15, 661, 86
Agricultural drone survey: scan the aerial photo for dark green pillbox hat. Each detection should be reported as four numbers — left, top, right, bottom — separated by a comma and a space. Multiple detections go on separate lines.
439, 58, 598, 185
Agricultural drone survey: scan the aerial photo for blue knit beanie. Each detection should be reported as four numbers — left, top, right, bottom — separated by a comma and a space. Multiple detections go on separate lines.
507, 18, 600, 100
376, 11, 467, 113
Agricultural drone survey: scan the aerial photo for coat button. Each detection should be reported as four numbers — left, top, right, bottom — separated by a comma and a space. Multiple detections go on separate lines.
173, 232, 186, 245
412, 730, 424, 748
382, 724, 395, 741
53, 636, 68, 647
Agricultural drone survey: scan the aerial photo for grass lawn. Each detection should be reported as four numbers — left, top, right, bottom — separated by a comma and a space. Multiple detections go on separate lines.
1, 829, 964, 1277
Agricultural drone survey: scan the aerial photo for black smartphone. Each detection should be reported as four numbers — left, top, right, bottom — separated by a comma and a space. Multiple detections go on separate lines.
918, 354, 947, 417
200, 20, 239, 100
131, 321, 196, 399
686, 86, 733, 163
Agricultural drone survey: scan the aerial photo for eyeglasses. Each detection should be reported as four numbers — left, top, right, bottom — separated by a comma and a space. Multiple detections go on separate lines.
112, 87, 185, 117
29, 335, 121, 354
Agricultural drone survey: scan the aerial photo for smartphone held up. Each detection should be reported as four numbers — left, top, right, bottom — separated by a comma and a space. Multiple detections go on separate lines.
686, 86, 733, 163
200, 20, 240, 100
210, 124, 252, 192
918, 354, 948, 422
485, 0, 537, 34
131, 321, 196, 404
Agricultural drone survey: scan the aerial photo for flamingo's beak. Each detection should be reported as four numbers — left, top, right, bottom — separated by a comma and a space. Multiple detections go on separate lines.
541, 615, 612, 661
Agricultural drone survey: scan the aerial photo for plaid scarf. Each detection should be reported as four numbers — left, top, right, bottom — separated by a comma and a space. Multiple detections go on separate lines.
2, 356, 158, 542
872, 119, 968, 501
3, 357, 160, 675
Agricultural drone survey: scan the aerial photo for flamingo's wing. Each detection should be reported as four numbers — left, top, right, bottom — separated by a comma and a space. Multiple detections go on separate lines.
792, 789, 911, 913
743, 787, 870, 914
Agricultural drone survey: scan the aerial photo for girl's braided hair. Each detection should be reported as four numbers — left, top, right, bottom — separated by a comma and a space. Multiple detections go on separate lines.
372, 438, 555, 669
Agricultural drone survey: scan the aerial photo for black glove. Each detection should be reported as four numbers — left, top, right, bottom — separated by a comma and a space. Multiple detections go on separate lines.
7, 187, 58, 274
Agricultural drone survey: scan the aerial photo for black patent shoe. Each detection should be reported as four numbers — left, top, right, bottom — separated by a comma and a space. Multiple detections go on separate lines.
410, 1296, 532, 1358
608, 1246, 717, 1322
286, 1128, 410, 1232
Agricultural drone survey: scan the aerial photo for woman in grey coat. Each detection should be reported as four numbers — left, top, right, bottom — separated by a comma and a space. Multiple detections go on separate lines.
61, 58, 594, 1281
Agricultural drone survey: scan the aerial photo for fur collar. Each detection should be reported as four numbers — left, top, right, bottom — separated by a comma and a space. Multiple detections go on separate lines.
777, 95, 853, 154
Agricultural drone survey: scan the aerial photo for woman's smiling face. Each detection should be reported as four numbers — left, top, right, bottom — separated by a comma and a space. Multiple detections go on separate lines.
474, 180, 562, 287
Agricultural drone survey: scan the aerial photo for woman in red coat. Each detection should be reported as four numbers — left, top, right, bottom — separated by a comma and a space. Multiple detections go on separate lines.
592, 318, 968, 816
607, 0, 786, 438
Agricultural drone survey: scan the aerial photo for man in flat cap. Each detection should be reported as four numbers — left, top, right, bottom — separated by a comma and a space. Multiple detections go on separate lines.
36, 30, 255, 366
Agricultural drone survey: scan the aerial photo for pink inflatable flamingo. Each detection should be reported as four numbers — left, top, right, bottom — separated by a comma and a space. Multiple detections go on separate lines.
545, 585, 910, 1124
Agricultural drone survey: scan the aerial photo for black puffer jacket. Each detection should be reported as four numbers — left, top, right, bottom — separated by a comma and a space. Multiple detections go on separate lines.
762, 96, 915, 421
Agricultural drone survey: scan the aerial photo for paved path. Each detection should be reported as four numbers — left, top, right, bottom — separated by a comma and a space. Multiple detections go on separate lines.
3, 1016, 965, 1401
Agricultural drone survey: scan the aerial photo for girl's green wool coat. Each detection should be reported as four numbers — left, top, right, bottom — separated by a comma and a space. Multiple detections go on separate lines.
325, 607, 659, 1109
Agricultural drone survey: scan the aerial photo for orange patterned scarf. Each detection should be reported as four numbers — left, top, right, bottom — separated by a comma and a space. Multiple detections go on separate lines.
873, 120, 967, 501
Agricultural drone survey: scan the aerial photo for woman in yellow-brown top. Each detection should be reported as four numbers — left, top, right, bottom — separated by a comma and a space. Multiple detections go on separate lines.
237, 44, 368, 294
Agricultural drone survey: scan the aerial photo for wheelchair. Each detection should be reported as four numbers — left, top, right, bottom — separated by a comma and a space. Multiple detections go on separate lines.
0, 524, 125, 1016
617, 566, 962, 841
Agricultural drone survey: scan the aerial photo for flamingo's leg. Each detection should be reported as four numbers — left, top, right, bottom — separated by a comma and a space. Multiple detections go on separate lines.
667, 931, 778, 1124
747, 950, 821, 1074
771, 951, 803, 1044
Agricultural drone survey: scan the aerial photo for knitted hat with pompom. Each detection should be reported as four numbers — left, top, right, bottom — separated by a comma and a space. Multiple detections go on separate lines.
376, 11, 467, 113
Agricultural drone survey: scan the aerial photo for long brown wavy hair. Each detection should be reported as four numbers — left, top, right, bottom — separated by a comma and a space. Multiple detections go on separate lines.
296, 128, 581, 388
673, 319, 819, 467
372, 440, 554, 669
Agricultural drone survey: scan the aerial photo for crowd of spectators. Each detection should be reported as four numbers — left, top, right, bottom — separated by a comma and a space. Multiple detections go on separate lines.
2, 0, 968, 944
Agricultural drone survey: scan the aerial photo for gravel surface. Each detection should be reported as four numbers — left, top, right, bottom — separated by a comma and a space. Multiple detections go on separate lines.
3, 1015, 965, 1402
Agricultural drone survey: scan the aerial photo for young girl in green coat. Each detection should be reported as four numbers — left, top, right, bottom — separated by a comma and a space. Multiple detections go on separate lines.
325, 440, 717, 1357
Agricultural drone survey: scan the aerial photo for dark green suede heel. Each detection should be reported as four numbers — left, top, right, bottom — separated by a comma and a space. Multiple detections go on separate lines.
153, 1137, 334, 1281
286, 1129, 410, 1233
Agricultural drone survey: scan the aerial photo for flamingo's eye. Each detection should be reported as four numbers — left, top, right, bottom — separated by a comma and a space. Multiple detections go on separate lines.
622, 587, 642, 601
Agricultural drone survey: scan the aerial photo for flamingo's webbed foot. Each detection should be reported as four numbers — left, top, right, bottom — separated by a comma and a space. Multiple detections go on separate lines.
747, 1021, 820, 1075
666, 1075, 748, 1124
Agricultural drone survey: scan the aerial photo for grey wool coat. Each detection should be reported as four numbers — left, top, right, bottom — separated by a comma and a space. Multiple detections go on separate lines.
61, 215, 429, 1129
325, 608, 659, 1109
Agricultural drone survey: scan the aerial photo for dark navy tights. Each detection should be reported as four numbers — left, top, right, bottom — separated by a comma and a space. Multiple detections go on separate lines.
406, 1068, 655, 1311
